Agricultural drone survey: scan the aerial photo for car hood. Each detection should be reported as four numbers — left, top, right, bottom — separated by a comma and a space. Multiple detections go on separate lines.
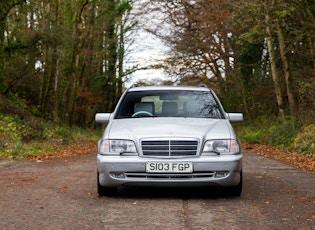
106, 118, 234, 141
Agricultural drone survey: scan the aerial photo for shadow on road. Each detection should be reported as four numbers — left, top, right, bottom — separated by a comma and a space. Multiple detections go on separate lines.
102, 186, 237, 200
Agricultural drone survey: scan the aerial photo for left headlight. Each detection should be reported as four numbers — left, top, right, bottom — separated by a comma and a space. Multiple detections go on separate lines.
99, 139, 137, 155
202, 139, 240, 154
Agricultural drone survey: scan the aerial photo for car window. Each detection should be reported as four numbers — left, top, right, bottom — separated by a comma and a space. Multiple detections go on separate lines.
115, 90, 223, 119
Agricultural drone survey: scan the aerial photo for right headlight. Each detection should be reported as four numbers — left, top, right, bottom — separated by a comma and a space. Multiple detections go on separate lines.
202, 139, 240, 154
99, 139, 137, 155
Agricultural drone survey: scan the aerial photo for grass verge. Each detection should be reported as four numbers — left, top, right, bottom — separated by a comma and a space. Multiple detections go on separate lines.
0, 113, 100, 160
235, 116, 315, 156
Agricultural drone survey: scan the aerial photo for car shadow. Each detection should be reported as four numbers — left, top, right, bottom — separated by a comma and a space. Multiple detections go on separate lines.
107, 186, 236, 200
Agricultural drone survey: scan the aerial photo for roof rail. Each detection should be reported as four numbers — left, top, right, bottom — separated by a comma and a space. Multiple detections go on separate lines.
130, 84, 138, 88
199, 84, 208, 88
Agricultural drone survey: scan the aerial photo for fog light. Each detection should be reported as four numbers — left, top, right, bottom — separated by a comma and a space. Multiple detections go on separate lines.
215, 171, 229, 178
110, 172, 125, 178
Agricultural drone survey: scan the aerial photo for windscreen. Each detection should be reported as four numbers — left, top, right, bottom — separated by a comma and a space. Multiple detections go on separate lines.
115, 90, 223, 119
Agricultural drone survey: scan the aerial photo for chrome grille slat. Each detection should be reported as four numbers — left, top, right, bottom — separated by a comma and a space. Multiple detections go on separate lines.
141, 140, 198, 157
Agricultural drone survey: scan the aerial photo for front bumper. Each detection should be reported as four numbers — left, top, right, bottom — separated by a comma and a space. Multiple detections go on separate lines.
97, 154, 242, 188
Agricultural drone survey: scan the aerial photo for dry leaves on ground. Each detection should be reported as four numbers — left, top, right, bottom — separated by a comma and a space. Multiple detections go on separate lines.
242, 143, 315, 172
27, 141, 314, 173
27, 141, 97, 161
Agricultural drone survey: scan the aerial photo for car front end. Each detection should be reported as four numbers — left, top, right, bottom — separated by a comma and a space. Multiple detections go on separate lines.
96, 86, 243, 196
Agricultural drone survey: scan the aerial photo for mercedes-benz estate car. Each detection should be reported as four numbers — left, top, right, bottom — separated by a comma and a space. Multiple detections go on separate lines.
95, 85, 243, 196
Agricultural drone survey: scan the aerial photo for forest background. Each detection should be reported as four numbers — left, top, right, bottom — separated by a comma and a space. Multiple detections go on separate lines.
0, 0, 314, 159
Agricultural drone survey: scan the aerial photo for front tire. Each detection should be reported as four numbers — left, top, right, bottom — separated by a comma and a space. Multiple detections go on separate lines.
97, 172, 117, 196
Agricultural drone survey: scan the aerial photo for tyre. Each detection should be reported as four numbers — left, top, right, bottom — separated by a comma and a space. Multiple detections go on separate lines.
97, 172, 117, 196
226, 171, 242, 197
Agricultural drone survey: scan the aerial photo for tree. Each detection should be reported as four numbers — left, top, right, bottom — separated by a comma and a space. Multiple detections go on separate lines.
0, 0, 136, 127
144, 0, 248, 112
0, 0, 26, 93
144, 0, 314, 123
1, 0, 314, 128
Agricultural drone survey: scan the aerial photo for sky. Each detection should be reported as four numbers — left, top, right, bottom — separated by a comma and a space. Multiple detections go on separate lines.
124, 1, 169, 87
125, 31, 168, 87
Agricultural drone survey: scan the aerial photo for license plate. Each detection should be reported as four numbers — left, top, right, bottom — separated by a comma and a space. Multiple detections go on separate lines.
146, 162, 193, 173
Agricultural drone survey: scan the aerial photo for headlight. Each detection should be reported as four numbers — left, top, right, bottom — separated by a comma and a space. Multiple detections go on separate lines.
202, 139, 240, 154
99, 139, 137, 155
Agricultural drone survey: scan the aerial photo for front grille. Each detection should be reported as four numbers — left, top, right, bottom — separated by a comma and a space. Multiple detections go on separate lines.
141, 140, 198, 157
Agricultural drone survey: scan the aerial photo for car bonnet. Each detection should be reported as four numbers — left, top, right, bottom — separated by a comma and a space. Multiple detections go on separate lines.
106, 118, 233, 141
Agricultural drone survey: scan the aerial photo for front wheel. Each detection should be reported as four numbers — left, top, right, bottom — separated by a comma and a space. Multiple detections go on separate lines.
226, 171, 242, 197
97, 172, 117, 196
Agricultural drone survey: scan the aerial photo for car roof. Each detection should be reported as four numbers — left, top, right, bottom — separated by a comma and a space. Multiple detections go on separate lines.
127, 85, 211, 92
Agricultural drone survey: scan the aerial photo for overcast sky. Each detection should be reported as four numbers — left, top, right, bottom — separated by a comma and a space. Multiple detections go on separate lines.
124, 1, 169, 87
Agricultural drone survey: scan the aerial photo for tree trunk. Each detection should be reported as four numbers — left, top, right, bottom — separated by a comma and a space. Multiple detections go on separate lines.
65, 0, 88, 126
104, 0, 118, 111
117, 20, 124, 96
275, 19, 295, 117
265, 2, 284, 118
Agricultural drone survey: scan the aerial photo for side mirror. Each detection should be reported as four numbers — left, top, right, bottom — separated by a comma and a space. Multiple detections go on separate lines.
95, 113, 112, 123
227, 113, 243, 122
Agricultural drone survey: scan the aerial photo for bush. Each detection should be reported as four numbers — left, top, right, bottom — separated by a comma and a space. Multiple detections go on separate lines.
0, 113, 97, 159
237, 127, 265, 144
293, 124, 315, 154
266, 119, 298, 148
0, 114, 27, 147
237, 116, 314, 154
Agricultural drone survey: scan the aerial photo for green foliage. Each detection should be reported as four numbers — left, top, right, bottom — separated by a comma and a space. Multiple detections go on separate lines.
293, 124, 315, 154
0, 0, 314, 160
0, 0, 135, 127
265, 119, 298, 148
238, 127, 265, 144
115, 0, 132, 15
0, 92, 99, 159
0, 114, 27, 145
0, 112, 97, 159
237, 116, 314, 154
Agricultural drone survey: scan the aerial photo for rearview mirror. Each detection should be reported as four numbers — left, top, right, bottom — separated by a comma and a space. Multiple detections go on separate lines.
160, 94, 178, 100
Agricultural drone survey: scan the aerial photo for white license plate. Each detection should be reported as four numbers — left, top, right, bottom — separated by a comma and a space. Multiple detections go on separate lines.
146, 162, 193, 173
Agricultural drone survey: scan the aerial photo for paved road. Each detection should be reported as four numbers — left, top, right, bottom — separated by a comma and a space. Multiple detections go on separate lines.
0, 151, 314, 229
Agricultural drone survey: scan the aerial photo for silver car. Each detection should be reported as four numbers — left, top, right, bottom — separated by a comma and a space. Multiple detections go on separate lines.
96, 85, 243, 196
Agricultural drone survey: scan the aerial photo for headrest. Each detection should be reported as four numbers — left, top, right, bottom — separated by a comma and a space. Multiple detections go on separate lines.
162, 102, 177, 115
134, 102, 154, 114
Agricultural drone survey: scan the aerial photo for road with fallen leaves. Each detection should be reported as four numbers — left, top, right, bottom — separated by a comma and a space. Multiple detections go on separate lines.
0, 151, 314, 229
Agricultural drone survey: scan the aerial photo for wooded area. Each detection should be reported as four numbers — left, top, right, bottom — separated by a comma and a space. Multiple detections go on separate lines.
0, 0, 135, 128
0, 0, 314, 128
145, 0, 315, 123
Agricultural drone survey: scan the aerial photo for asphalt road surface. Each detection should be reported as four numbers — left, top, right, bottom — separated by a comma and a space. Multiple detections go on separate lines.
0, 151, 314, 229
